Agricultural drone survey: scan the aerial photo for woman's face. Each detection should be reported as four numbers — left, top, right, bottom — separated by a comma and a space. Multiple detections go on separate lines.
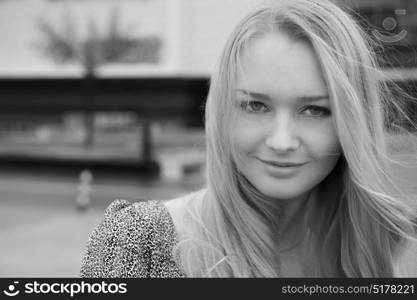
231, 32, 342, 200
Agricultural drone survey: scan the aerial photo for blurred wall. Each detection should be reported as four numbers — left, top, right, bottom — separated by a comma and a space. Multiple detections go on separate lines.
0, 0, 259, 77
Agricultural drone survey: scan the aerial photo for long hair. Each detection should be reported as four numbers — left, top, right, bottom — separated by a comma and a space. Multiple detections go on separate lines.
173, 0, 417, 277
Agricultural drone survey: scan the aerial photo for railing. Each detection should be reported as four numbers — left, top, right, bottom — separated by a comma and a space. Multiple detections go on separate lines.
0, 76, 209, 175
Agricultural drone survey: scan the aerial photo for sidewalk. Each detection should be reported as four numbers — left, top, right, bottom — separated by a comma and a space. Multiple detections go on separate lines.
0, 205, 103, 277
0, 171, 205, 277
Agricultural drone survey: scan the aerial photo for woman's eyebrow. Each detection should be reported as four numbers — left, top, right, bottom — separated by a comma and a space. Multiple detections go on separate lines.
298, 95, 330, 102
236, 89, 329, 102
236, 89, 271, 100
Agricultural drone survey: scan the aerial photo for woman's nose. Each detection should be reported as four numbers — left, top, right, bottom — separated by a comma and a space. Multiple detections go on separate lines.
265, 114, 300, 153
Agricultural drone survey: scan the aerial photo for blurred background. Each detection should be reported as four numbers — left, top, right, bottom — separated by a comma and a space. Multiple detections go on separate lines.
0, 0, 416, 277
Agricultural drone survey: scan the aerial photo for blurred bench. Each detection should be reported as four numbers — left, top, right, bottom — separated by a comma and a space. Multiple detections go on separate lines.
0, 76, 209, 175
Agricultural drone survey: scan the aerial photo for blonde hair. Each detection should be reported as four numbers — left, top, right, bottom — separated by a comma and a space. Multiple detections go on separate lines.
173, 0, 417, 277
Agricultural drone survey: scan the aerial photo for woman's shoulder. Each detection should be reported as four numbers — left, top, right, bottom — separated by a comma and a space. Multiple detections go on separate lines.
97, 198, 178, 246
80, 198, 183, 278
103, 198, 175, 231
162, 188, 207, 211
161, 188, 207, 239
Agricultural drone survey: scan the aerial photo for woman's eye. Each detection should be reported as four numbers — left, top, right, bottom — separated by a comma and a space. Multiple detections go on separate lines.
304, 106, 331, 117
240, 100, 269, 113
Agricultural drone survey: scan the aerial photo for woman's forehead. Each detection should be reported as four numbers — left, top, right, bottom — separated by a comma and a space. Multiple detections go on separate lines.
235, 34, 328, 102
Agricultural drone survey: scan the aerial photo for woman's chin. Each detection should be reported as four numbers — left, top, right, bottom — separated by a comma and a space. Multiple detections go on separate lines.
252, 182, 309, 201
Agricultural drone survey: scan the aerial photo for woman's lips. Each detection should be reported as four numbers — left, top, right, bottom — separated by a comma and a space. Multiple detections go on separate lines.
255, 157, 307, 177
256, 158, 307, 167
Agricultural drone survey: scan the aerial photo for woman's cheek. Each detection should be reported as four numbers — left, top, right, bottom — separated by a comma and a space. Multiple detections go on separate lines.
232, 121, 266, 153
307, 126, 341, 160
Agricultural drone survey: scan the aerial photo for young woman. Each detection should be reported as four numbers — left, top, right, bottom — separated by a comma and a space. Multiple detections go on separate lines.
80, 0, 417, 277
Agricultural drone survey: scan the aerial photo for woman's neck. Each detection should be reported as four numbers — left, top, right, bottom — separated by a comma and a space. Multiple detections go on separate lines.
276, 192, 312, 249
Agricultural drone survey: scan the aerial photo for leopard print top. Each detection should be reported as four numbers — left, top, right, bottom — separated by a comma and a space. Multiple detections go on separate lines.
80, 199, 185, 278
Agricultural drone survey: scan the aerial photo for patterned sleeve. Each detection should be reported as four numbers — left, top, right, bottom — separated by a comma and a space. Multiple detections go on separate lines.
79, 199, 153, 278
79, 199, 183, 278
